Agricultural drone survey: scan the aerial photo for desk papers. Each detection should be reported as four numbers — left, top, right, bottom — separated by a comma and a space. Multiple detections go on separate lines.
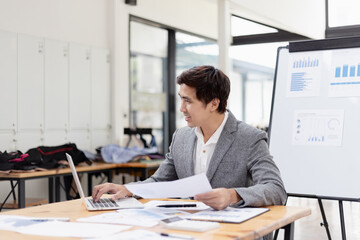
90, 229, 186, 240
183, 207, 269, 223
144, 200, 210, 211
125, 173, 212, 198
0, 215, 130, 238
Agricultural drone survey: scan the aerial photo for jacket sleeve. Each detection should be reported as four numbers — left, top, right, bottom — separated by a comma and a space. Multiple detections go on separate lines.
232, 131, 287, 207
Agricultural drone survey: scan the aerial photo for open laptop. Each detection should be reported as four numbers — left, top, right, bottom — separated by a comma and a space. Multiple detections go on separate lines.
66, 153, 144, 211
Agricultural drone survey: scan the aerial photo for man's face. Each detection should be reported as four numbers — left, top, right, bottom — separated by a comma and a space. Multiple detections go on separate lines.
178, 84, 214, 128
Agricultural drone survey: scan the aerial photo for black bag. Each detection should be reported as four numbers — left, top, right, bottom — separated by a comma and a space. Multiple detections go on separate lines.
0, 150, 26, 171
25, 143, 91, 169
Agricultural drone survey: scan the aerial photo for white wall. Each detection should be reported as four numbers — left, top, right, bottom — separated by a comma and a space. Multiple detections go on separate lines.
0, 0, 110, 48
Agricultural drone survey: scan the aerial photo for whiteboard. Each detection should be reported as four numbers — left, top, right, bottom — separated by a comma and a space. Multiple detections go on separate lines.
269, 41, 360, 200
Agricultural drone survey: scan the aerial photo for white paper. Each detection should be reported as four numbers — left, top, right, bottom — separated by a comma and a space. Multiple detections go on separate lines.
88, 229, 182, 240
286, 52, 322, 98
329, 49, 360, 97
0, 215, 130, 238
184, 207, 269, 223
292, 109, 344, 146
78, 209, 163, 227
144, 200, 210, 211
125, 173, 212, 198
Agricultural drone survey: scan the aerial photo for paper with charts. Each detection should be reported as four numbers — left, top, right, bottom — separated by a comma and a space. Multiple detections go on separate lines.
125, 173, 212, 198
292, 109, 344, 146
183, 207, 269, 223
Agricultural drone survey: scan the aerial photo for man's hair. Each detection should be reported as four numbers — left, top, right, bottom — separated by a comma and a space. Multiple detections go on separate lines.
176, 65, 230, 113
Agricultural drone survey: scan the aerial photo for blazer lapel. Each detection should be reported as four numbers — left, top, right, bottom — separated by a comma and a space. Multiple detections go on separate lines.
206, 111, 237, 181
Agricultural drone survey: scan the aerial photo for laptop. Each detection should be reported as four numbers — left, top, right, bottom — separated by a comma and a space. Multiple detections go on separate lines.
66, 153, 144, 211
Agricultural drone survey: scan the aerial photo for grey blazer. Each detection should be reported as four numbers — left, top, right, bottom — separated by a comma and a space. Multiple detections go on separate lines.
145, 111, 287, 207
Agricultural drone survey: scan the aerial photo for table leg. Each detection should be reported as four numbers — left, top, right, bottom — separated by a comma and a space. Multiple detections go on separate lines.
283, 222, 295, 240
88, 173, 93, 196
18, 179, 25, 208
55, 177, 60, 202
48, 177, 54, 203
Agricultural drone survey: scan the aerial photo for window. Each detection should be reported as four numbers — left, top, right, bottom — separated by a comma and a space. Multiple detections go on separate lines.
130, 20, 168, 153
230, 16, 306, 128
175, 32, 218, 129
326, 0, 360, 38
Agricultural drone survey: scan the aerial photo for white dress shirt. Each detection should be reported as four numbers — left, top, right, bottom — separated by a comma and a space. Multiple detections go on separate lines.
194, 111, 229, 175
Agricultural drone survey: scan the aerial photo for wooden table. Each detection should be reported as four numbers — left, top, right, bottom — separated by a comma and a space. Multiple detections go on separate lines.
0, 160, 163, 209
0, 198, 311, 240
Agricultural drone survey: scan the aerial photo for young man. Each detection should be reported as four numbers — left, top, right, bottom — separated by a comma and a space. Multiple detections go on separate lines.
92, 65, 287, 211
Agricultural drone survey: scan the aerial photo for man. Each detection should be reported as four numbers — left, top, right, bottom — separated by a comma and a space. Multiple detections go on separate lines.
93, 65, 287, 211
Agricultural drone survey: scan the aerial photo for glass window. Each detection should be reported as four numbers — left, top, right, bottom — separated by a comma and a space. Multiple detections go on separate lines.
229, 42, 286, 128
130, 21, 168, 153
175, 32, 218, 129
328, 0, 360, 27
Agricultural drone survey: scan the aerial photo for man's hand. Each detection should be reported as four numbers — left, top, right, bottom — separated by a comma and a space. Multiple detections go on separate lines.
194, 188, 241, 210
92, 183, 133, 202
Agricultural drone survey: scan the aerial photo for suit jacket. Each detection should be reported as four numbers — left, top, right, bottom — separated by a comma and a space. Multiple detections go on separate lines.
145, 111, 287, 207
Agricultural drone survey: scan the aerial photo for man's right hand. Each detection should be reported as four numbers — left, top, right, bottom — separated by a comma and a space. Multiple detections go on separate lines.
92, 183, 133, 202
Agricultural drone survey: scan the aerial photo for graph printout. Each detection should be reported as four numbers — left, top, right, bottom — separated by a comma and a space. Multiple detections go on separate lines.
286, 52, 322, 97
329, 49, 360, 97
292, 109, 344, 146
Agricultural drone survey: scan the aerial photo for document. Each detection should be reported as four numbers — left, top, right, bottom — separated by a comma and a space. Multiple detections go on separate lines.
0, 215, 130, 238
183, 207, 269, 223
90, 229, 185, 240
125, 173, 212, 198
78, 208, 189, 227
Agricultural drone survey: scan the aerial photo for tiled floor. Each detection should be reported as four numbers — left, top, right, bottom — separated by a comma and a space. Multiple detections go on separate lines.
275, 197, 360, 240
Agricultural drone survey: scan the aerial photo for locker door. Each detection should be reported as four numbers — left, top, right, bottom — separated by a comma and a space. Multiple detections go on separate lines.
0, 31, 17, 130
69, 43, 91, 130
44, 39, 69, 130
91, 48, 111, 130
18, 34, 44, 130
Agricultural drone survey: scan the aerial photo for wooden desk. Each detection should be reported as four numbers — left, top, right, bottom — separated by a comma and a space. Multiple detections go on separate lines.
0, 199, 311, 240
0, 162, 118, 209
0, 160, 163, 209
114, 160, 163, 181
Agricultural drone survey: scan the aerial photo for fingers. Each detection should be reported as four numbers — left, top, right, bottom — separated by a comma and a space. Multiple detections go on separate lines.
111, 186, 132, 201
92, 183, 118, 202
194, 188, 231, 210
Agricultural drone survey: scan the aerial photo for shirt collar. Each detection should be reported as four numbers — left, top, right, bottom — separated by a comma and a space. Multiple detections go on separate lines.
195, 111, 229, 145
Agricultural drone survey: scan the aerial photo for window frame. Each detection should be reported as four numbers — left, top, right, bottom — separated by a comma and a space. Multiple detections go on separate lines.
325, 0, 360, 38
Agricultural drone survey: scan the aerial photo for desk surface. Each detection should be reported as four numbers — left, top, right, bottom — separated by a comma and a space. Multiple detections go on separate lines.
0, 160, 163, 179
0, 199, 311, 240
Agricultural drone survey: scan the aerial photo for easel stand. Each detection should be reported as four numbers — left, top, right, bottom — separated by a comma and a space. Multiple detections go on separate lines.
288, 194, 360, 240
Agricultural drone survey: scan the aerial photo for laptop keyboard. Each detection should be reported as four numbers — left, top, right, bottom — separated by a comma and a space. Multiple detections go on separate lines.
88, 198, 119, 208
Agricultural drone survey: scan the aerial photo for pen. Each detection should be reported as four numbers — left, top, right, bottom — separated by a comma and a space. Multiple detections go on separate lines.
157, 204, 197, 208
160, 232, 194, 240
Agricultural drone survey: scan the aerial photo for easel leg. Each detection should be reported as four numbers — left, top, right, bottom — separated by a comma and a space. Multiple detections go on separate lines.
338, 200, 347, 240
318, 198, 332, 240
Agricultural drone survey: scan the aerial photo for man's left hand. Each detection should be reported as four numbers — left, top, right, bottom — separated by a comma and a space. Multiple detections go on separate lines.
194, 188, 241, 210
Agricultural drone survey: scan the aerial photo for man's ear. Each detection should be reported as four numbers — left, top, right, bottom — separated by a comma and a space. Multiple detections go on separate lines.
210, 98, 220, 112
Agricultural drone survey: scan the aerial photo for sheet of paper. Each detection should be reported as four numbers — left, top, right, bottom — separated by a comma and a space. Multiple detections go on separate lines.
144, 200, 210, 211
286, 51, 322, 98
328, 49, 360, 97
292, 109, 344, 146
125, 173, 212, 198
78, 209, 167, 227
183, 207, 269, 223
89, 229, 182, 240
0, 215, 130, 238
0, 215, 69, 232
